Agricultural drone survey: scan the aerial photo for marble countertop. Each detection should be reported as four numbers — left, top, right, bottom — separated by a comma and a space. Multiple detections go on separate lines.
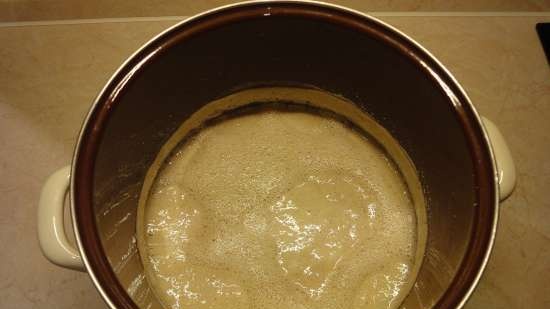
1, 12, 549, 309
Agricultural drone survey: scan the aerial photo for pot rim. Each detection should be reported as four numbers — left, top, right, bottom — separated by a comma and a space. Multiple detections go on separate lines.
70, 1, 499, 309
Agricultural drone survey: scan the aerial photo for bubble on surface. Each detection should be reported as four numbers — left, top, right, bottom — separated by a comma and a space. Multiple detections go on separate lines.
139, 108, 420, 309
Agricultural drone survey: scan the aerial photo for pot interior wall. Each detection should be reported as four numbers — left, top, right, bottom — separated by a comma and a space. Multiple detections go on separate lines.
88, 6, 484, 309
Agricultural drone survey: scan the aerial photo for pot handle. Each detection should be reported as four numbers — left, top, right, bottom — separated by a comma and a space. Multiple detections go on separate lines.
38, 166, 85, 271
482, 117, 516, 201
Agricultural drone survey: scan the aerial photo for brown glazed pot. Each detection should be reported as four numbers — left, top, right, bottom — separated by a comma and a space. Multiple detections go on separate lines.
37, 1, 516, 309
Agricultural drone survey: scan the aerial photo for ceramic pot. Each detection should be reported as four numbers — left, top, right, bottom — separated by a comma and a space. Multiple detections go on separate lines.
38, 1, 515, 308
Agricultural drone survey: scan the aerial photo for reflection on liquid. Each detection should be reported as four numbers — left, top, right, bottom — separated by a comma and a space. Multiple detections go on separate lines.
138, 108, 419, 309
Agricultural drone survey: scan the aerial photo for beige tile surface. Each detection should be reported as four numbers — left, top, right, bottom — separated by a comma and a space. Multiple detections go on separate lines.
0, 21, 175, 308
1, 0, 550, 22
1, 14, 549, 309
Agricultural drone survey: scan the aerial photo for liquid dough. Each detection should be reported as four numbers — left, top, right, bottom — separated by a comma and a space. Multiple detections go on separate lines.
139, 109, 419, 309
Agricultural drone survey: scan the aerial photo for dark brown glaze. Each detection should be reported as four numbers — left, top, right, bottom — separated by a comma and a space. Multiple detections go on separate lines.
73, 2, 496, 309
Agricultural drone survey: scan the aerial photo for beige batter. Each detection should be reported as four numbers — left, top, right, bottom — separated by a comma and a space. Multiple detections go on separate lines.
139, 106, 421, 309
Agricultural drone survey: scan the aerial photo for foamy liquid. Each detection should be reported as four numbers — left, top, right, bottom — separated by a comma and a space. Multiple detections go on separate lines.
139, 107, 420, 309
